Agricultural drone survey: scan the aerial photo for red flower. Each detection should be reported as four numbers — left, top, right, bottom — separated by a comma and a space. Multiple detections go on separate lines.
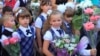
90, 15, 100, 21
3, 39, 9, 46
9, 37, 18, 44
84, 8, 93, 15
84, 22, 95, 31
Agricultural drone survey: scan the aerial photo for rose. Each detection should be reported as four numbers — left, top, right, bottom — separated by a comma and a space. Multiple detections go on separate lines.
84, 22, 95, 31
90, 15, 100, 21
9, 37, 18, 44
3, 39, 9, 46
84, 8, 93, 15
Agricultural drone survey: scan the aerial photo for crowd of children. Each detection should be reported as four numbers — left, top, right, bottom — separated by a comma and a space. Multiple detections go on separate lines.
0, 0, 100, 56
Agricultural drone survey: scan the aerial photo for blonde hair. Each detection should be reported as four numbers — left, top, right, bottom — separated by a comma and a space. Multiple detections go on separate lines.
42, 10, 66, 34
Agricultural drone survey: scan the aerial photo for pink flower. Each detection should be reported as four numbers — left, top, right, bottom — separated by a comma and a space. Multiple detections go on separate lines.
90, 15, 100, 21
9, 37, 18, 44
84, 22, 95, 31
3, 39, 9, 46
84, 8, 94, 15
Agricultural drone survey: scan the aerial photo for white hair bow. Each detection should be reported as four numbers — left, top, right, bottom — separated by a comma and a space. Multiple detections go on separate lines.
15, 9, 23, 17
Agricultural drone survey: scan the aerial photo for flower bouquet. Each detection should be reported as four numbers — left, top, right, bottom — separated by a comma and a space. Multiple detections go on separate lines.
84, 7, 100, 48
52, 34, 79, 56
2, 37, 20, 56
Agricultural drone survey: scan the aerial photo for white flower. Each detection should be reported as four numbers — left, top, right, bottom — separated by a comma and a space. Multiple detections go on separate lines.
68, 46, 74, 51
70, 44, 77, 47
55, 41, 61, 47
64, 39, 70, 43
63, 34, 70, 39
76, 0, 93, 9
31, 2, 40, 7
64, 44, 69, 48
71, 38, 76, 43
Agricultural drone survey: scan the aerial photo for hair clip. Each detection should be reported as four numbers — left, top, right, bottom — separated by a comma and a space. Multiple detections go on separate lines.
15, 9, 23, 17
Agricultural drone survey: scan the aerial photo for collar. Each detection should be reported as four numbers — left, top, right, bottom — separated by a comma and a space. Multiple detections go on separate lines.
51, 26, 61, 31
19, 25, 30, 31
64, 21, 69, 25
5, 27, 14, 32
41, 12, 47, 18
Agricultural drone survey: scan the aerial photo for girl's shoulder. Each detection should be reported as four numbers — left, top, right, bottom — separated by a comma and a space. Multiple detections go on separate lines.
43, 30, 53, 41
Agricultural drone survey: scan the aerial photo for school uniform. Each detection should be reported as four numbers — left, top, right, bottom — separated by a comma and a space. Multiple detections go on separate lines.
35, 12, 47, 41
12, 25, 36, 56
43, 26, 66, 56
0, 27, 13, 56
64, 21, 73, 36
35, 12, 47, 29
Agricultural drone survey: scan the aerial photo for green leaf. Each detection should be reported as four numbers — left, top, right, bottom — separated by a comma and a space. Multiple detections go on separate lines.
72, 15, 83, 30
74, 35, 80, 43
94, 8, 100, 15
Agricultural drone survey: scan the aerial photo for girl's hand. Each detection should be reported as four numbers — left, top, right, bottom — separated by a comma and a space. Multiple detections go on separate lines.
90, 48, 97, 56
3, 39, 9, 46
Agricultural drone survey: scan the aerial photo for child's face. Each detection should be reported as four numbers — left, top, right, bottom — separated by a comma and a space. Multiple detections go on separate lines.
5, 16, 15, 28
41, 4, 51, 13
18, 16, 30, 28
64, 16, 72, 23
50, 14, 62, 28
4, 11, 13, 15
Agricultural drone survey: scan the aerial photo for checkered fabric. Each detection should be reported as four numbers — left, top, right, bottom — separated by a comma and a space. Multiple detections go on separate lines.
17, 27, 34, 56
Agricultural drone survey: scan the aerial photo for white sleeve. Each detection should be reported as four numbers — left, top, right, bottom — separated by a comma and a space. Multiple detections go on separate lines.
0, 35, 8, 45
35, 17, 42, 29
79, 36, 91, 55
13, 0, 20, 11
43, 31, 53, 41
12, 32, 21, 41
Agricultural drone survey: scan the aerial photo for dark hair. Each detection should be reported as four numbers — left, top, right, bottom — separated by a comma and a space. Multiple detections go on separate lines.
2, 6, 13, 15
64, 7, 75, 17
16, 7, 32, 22
38, 0, 51, 15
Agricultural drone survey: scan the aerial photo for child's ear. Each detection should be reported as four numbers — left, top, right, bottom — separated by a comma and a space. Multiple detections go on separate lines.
40, 5, 44, 10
